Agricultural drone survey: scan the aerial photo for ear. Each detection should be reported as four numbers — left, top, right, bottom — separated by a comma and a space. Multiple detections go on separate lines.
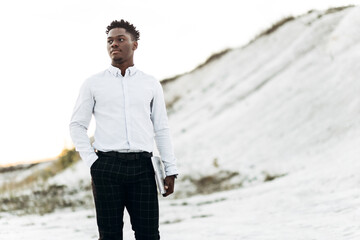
132, 41, 138, 50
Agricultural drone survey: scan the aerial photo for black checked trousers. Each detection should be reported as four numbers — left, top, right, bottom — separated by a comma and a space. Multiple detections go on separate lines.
90, 152, 160, 240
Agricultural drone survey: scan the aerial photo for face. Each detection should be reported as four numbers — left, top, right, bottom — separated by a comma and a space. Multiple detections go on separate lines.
107, 28, 138, 65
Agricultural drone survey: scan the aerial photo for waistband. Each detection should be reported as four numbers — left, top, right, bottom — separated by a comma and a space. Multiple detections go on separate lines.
97, 151, 153, 160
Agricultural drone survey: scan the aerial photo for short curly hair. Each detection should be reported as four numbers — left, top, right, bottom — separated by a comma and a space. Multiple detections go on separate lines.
106, 19, 140, 41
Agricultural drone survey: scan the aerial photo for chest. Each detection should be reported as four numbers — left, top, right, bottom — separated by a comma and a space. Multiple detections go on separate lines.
93, 77, 154, 109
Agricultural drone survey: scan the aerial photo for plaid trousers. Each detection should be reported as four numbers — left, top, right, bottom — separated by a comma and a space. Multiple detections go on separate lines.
91, 152, 160, 240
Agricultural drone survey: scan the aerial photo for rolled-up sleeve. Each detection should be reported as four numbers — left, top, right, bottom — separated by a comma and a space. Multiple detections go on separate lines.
69, 80, 98, 168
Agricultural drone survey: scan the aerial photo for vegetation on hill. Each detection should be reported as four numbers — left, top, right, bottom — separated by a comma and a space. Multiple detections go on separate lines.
0, 148, 82, 215
161, 5, 355, 88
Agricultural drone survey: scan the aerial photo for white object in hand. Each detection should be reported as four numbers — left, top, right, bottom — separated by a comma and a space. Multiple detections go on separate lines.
151, 156, 166, 195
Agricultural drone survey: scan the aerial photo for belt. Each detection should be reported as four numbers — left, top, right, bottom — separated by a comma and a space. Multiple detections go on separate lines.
97, 151, 153, 160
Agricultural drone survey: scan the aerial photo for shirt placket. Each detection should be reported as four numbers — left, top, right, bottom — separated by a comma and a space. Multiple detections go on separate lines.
121, 73, 131, 149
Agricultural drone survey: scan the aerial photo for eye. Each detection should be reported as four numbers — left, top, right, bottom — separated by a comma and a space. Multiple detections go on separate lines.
107, 40, 113, 44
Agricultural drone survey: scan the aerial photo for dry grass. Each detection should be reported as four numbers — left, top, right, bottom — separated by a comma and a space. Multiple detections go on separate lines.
161, 73, 186, 86
161, 48, 232, 87
165, 95, 181, 109
175, 170, 242, 198
250, 16, 295, 44
0, 148, 83, 215
0, 183, 93, 215
324, 5, 354, 15
0, 148, 79, 193
263, 172, 287, 182
193, 48, 232, 71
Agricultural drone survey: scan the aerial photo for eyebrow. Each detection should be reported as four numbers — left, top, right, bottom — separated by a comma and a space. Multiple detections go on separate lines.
107, 35, 126, 39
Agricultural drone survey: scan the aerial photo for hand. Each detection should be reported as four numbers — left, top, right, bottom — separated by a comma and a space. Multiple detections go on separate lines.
163, 175, 176, 197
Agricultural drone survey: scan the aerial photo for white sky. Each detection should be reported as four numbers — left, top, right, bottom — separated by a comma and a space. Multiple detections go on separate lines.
0, 0, 357, 165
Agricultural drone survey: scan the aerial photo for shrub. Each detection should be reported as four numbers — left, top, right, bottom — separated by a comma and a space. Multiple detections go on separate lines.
54, 148, 80, 171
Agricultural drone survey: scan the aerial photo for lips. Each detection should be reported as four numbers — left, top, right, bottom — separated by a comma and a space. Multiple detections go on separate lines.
111, 50, 121, 54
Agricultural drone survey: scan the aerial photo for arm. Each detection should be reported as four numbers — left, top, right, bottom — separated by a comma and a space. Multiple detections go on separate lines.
69, 80, 98, 168
151, 81, 179, 177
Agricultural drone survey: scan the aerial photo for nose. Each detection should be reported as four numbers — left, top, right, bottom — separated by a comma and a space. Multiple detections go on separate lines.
111, 40, 119, 48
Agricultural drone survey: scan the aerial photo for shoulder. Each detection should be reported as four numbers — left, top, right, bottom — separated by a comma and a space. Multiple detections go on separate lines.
82, 68, 111, 87
88, 69, 111, 82
134, 69, 162, 90
135, 69, 158, 82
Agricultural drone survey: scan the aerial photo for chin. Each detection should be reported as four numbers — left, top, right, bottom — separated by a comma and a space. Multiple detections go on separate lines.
112, 57, 124, 63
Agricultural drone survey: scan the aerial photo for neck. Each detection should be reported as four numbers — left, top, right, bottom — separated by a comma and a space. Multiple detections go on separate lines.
111, 60, 134, 76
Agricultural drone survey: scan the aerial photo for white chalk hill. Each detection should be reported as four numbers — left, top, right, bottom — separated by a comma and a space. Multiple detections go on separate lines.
1, 6, 360, 240
163, 6, 360, 192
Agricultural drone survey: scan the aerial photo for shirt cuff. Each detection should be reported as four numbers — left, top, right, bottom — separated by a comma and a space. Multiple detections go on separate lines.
165, 166, 179, 177
79, 151, 98, 168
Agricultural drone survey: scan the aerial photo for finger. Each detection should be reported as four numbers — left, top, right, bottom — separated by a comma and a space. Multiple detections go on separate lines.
163, 190, 170, 197
164, 178, 171, 188
164, 179, 169, 190
164, 183, 174, 197
164, 184, 171, 195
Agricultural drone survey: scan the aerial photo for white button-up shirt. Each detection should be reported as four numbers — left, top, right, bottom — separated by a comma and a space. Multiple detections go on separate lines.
69, 65, 178, 176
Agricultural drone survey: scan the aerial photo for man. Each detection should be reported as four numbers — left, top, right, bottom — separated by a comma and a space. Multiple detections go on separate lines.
69, 19, 178, 240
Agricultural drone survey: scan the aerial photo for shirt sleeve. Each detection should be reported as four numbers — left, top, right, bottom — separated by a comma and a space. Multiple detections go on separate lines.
151, 80, 179, 176
69, 80, 98, 168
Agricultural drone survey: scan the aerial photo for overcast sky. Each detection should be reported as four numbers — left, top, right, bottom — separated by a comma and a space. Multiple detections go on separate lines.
0, 0, 357, 165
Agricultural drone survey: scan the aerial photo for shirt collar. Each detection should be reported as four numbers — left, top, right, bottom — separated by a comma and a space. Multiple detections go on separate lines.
108, 65, 137, 77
